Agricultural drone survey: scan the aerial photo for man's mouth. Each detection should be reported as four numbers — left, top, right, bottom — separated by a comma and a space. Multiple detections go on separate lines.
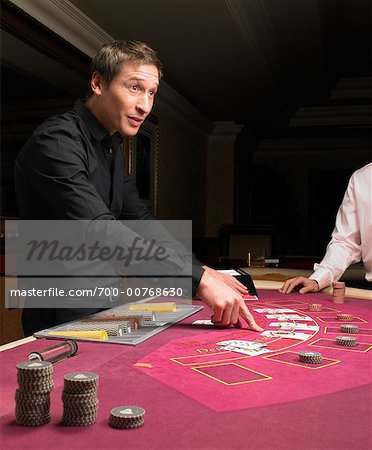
128, 116, 144, 127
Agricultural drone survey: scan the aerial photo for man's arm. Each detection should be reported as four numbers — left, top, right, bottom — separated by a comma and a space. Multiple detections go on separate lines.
280, 172, 362, 294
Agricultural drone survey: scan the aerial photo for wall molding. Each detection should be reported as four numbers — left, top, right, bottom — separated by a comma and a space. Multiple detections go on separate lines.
209, 121, 243, 143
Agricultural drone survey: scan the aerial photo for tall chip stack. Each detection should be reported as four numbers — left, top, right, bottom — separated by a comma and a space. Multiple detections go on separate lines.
61, 372, 99, 426
332, 281, 346, 303
15, 361, 53, 426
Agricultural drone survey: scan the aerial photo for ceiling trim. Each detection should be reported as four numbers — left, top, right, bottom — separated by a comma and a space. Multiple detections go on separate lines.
8, 0, 213, 136
9, 0, 111, 57
1, 0, 90, 76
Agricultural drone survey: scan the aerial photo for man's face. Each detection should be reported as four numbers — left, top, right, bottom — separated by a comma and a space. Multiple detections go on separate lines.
94, 61, 159, 136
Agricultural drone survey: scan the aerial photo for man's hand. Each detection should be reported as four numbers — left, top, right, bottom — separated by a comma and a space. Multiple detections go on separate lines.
202, 266, 248, 295
279, 277, 319, 294
197, 271, 263, 331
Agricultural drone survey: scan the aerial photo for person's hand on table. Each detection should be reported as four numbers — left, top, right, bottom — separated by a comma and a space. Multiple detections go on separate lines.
202, 266, 248, 295
279, 277, 319, 294
197, 271, 263, 331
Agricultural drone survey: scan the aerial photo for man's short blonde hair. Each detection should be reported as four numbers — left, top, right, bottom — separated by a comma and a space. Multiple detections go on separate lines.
89, 40, 163, 88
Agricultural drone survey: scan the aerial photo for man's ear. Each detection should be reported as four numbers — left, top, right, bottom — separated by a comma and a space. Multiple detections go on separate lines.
90, 71, 105, 95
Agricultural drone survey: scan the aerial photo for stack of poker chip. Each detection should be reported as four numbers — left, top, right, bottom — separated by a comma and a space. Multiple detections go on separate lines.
336, 336, 357, 347
332, 281, 346, 303
61, 372, 99, 426
340, 324, 359, 334
118, 310, 155, 325
298, 351, 323, 364
337, 313, 354, 322
15, 360, 53, 426
108, 406, 145, 429
86, 315, 140, 330
308, 303, 322, 312
58, 321, 131, 337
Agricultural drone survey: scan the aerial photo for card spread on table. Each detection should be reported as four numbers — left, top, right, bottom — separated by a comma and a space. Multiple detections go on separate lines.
217, 340, 267, 349
217, 340, 270, 356
223, 346, 272, 356
260, 330, 312, 340
254, 308, 296, 313
265, 314, 313, 321
269, 322, 319, 331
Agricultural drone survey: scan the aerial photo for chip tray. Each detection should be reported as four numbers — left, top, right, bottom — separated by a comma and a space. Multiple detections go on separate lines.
34, 302, 203, 346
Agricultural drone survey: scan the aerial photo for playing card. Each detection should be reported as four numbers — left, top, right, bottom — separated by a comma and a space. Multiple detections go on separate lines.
223, 346, 271, 356
192, 320, 214, 326
217, 340, 266, 349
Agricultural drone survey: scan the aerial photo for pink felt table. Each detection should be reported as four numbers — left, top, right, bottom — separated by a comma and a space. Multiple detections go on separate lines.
1, 289, 371, 450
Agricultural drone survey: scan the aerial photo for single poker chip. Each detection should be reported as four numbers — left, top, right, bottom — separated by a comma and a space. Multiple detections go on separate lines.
340, 324, 359, 334
109, 406, 145, 429
298, 351, 323, 364
308, 303, 322, 312
336, 313, 354, 321
336, 336, 357, 347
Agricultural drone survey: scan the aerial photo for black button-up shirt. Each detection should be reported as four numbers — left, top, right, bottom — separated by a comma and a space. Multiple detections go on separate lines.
15, 99, 151, 221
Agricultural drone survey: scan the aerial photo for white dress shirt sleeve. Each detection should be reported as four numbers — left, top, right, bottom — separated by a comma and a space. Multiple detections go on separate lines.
309, 170, 363, 290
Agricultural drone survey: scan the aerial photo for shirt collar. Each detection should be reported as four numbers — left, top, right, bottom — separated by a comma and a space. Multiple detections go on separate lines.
73, 99, 124, 147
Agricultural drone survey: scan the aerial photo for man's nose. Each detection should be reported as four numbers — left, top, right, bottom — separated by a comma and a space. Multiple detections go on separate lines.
137, 94, 152, 114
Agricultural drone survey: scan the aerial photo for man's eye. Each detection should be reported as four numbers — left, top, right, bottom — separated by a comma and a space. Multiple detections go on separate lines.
130, 84, 138, 91
149, 90, 157, 97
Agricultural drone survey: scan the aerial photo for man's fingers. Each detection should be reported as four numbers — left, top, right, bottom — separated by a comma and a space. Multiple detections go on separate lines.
220, 303, 234, 325
280, 277, 307, 294
240, 304, 263, 332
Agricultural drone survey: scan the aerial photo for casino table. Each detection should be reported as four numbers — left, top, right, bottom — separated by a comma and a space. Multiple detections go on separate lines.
1, 282, 371, 450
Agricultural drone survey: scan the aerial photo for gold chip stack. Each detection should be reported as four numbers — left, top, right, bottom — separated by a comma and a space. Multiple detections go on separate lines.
337, 313, 354, 322
308, 303, 322, 312
15, 361, 53, 426
332, 281, 346, 303
58, 322, 125, 336
61, 372, 99, 426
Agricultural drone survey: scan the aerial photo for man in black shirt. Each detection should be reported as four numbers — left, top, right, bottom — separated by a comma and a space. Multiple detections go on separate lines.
15, 40, 262, 335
